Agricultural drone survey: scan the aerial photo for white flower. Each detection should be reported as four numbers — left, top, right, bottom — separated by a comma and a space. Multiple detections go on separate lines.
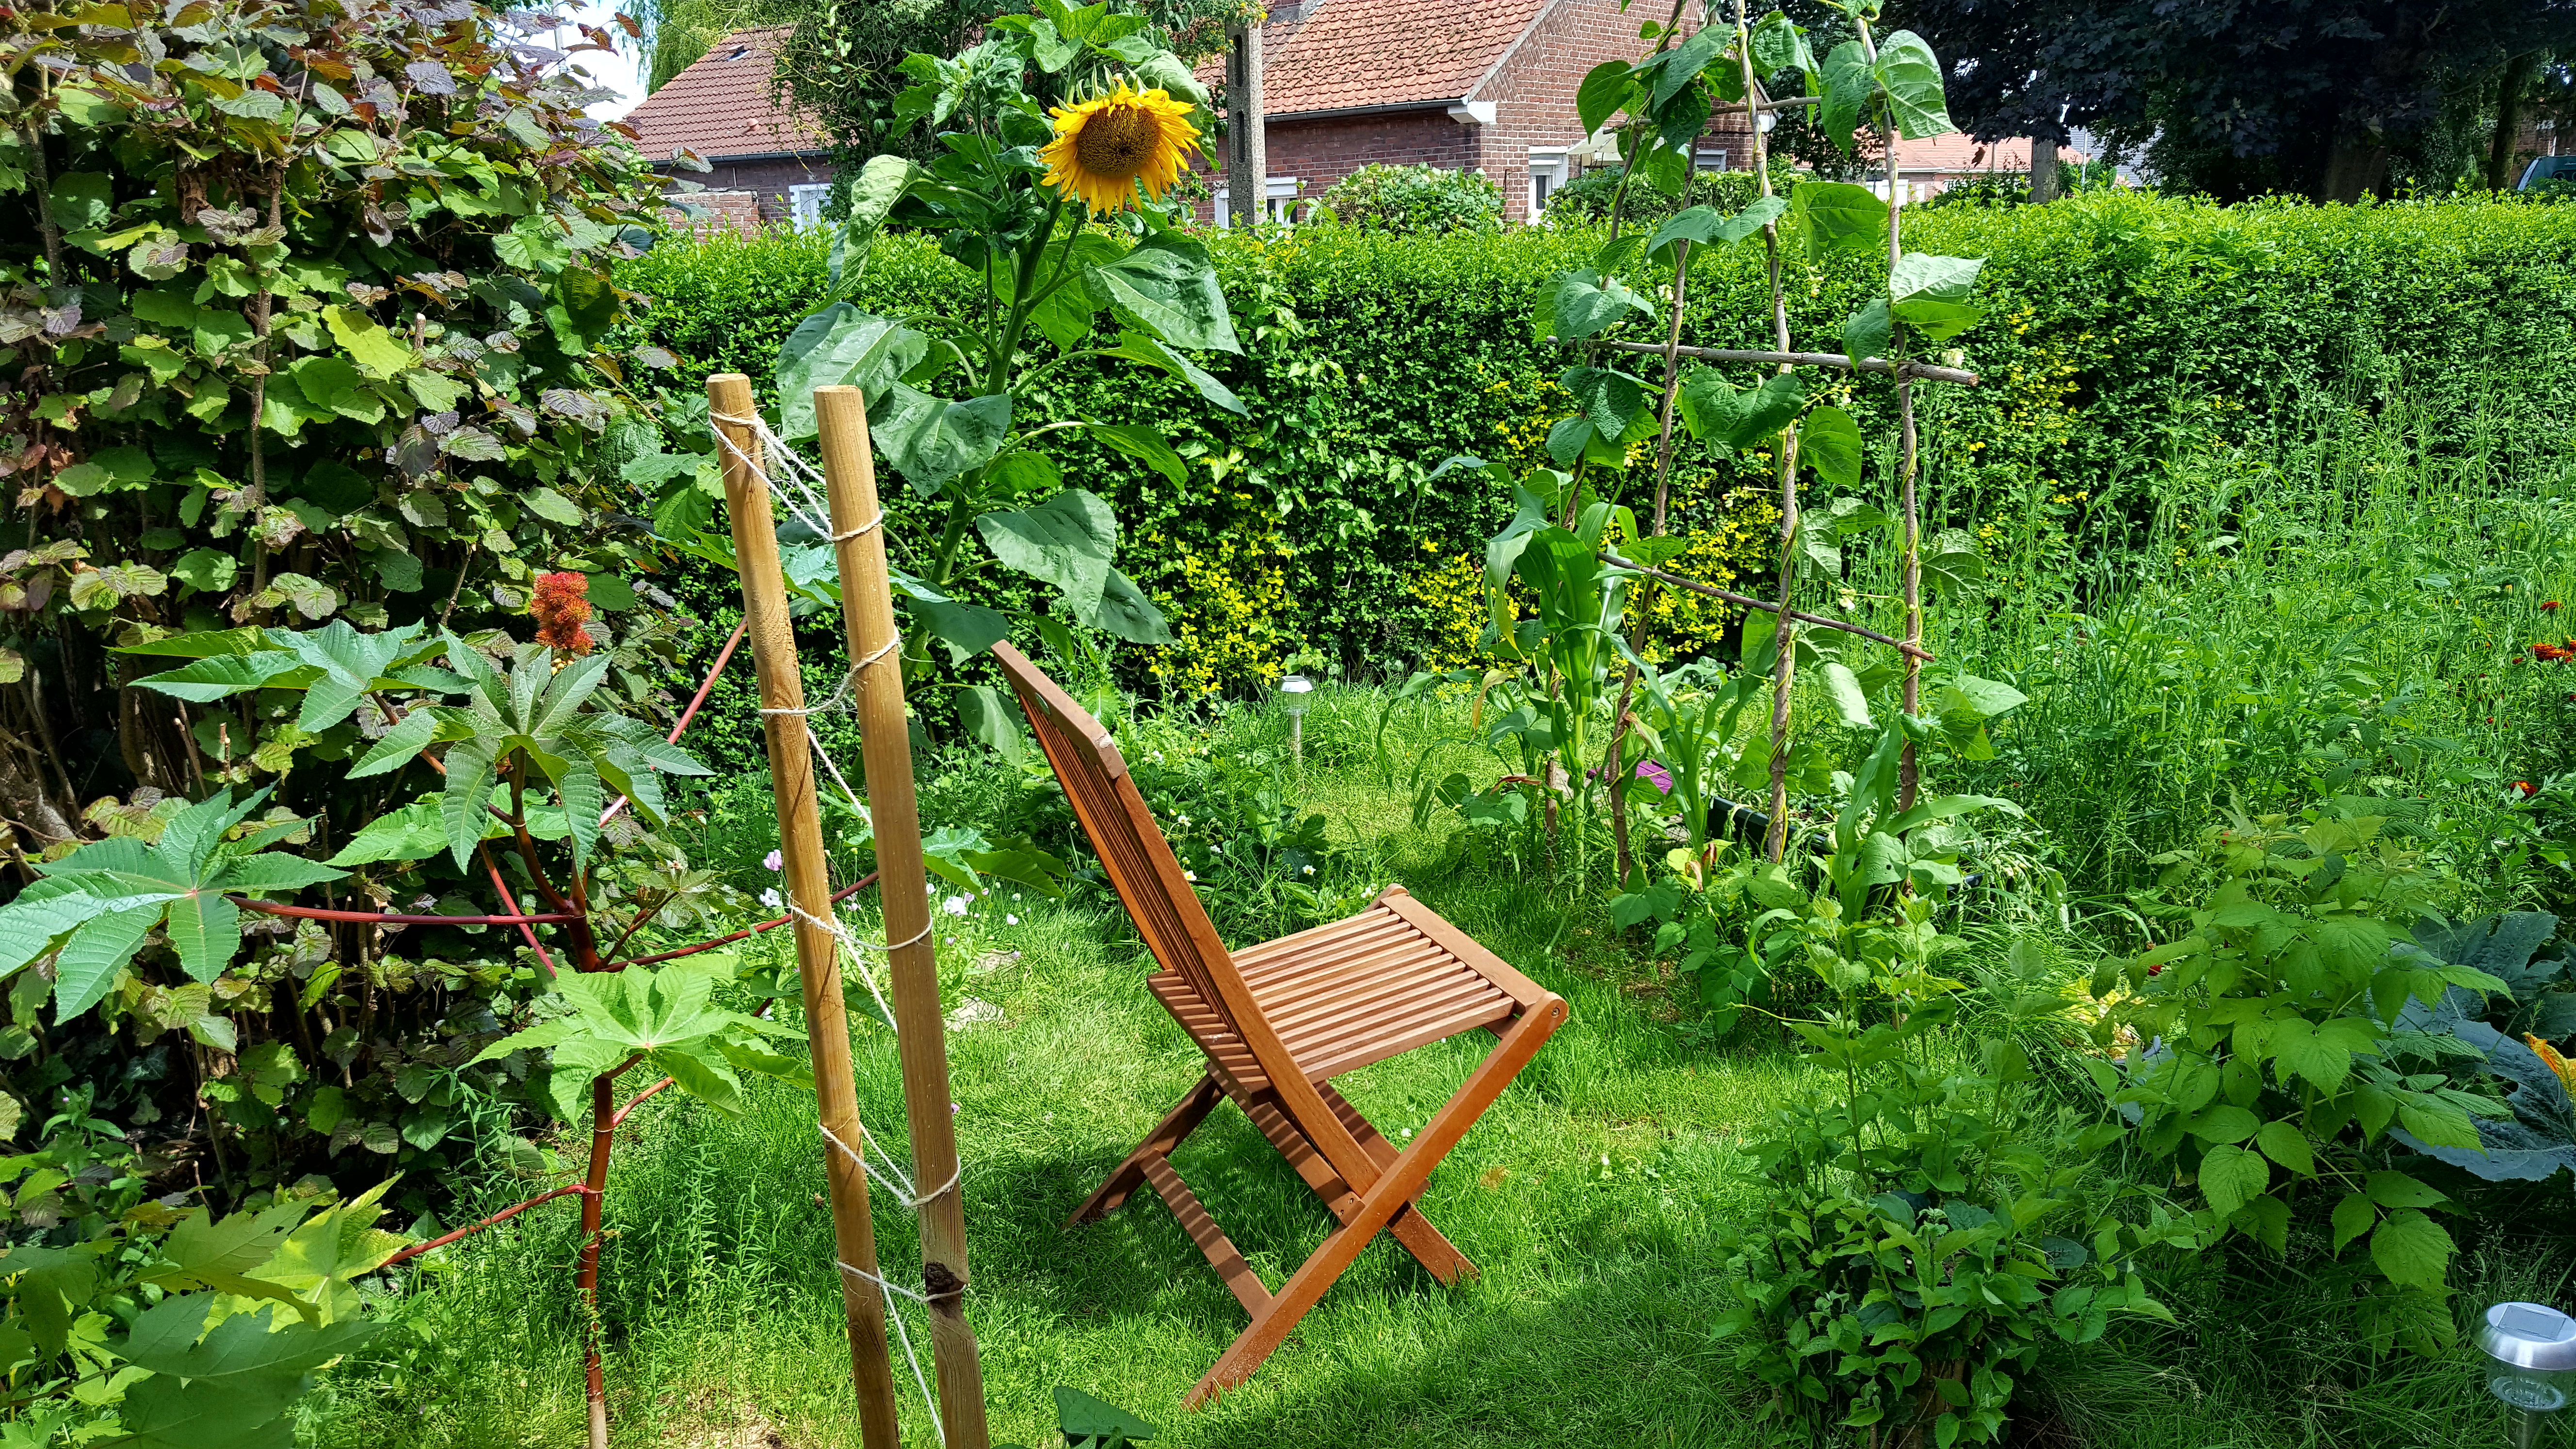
1302, 864, 1315, 875
759, 888, 782, 909
763, 849, 783, 871
942, 894, 971, 916
1005, 914, 1019, 926
1183, 869, 1197, 882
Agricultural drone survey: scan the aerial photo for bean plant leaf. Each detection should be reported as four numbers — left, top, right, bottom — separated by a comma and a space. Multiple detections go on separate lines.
1802, 405, 1864, 488
1560, 367, 1650, 438
1818, 40, 1874, 150
1679, 368, 1805, 450
1792, 181, 1888, 260
1871, 31, 1953, 140
1540, 269, 1652, 342
1576, 60, 1636, 136
1643, 196, 1788, 265
1749, 11, 1816, 80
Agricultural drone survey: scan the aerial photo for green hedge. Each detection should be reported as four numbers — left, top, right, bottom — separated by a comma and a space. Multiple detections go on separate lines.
621, 193, 2576, 704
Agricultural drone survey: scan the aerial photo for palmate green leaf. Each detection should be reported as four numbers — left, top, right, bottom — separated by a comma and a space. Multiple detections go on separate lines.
252, 1178, 410, 1324
272, 619, 426, 731
346, 705, 441, 778
440, 738, 501, 870
531, 652, 614, 738
550, 755, 604, 873
0, 877, 180, 975
649, 1041, 744, 1113
978, 488, 1116, 618
163, 888, 242, 985
1089, 233, 1239, 354
132, 650, 307, 702
53, 903, 161, 1021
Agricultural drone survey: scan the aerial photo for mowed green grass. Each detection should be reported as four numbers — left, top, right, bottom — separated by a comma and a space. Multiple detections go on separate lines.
307, 754, 1826, 1448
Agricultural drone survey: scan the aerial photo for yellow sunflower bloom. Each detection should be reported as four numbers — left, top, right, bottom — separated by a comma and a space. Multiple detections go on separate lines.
1040, 80, 1201, 215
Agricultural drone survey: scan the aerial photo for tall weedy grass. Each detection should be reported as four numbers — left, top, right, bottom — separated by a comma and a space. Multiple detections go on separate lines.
1844, 370, 2576, 915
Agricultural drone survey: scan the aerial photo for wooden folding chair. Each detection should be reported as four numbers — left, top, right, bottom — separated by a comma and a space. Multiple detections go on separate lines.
989, 643, 1566, 1405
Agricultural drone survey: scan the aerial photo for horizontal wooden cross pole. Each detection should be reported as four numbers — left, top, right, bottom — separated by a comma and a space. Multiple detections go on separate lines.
1598, 550, 1937, 661
1707, 95, 1823, 117
1595, 339, 1980, 386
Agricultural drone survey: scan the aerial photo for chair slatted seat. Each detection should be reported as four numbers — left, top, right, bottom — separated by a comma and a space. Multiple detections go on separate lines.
990, 643, 1565, 1405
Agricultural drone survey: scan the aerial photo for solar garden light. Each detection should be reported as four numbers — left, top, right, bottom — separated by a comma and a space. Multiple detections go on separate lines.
1277, 673, 1314, 760
2480, 1301, 2576, 1449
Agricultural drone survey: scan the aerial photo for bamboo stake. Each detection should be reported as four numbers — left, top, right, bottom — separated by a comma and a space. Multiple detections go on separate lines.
814, 384, 993, 1449
1734, 0, 1801, 865
708, 374, 906, 1449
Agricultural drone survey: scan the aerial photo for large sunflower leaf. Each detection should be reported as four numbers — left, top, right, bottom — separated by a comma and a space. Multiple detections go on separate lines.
976, 488, 1116, 618
1088, 233, 1239, 354
869, 384, 1013, 494
776, 303, 928, 441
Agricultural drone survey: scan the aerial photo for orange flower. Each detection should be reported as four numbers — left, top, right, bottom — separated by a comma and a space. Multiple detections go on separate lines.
2544, 600, 2562, 612
532, 571, 596, 656
2530, 1035, 2576, 1096
2515, 781, 2539, 797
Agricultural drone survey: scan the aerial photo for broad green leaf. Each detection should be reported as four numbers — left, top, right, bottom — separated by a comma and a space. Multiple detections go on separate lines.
2367, 1208, 2453, 1291
347, 706, 440, 779
1083, 421, 1187, 485
1560, 366, 1649, 437
1791, 180, 1888, 260
1088, 233, 1239, 354
2187, 1103, 2261, 1144
1575, 60, 1635, 135
163, 888, 242, 985
2365, 1170, 2450, 1209
1890, 252, 1985, 306
977, 489, 1116, 617
440, 739, 501, 869
1650, 26, 1722, 110
1802, 404, 1863, 488
829, 154, 917, 294
904, 596, 1013, 665
1542, 269, 1652, 342
1820, 661, 1872, 728
1678, 368, 1804, 450
323, 306, 414, 378
1748, 10, 1816, 80
2330, 1192, 2377, 1252
2196, 1142, 2270, 1218
1872, 31, 1953, 140
777, 305, 929, 441
1818, 40, 1873, 150
1092, 568, 1171, 644
2269, 1018, 2355, 1093
1108, 331, 1246, 416
869, 386, 1012, 493
2253, 1120, 2315, 1175
957, 685, 1025, 764
1642, 196, 1788, 265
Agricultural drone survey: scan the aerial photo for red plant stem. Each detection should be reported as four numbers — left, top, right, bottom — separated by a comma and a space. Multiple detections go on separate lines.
578, 1069, 615, 1449
379, 1182, 592, 1270
232, 897, 582, 927
483, 851, 561, 980
610, 1075, 675, 1127
614, 872, 878, 966
600, 617, 748, 828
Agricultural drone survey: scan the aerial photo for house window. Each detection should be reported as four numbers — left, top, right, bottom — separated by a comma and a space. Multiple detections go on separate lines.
1529, 146, 1569, 214
1694, 145, 1729, 173
1214, 176, 1302, 226
788, 183, 831, 229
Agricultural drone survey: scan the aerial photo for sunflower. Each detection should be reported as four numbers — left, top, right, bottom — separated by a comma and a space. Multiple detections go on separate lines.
1040, 80, 1201, 215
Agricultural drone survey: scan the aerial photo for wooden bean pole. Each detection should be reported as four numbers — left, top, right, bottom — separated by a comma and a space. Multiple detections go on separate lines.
708, 374, 906, 1449
814, 384, 993, 1449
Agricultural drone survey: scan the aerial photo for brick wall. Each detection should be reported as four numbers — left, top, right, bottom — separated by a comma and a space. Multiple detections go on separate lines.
653, 154, 832, 226
1195, 0, 1768, 226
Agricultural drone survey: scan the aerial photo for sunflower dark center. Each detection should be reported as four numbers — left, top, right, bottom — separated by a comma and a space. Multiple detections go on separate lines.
1075, 103, 1157, 180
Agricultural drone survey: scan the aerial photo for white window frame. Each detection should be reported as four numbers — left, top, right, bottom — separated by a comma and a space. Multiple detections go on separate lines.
787, 182, 832, 229
1214, 176, 1302, 226
1528, 146, 1570, 215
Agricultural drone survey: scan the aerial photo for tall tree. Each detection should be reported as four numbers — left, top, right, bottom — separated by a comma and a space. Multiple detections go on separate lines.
1891, 0, 2576, 202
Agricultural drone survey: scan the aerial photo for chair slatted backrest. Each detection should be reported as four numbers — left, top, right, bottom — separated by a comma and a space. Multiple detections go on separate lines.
991, 644, 1263, 1046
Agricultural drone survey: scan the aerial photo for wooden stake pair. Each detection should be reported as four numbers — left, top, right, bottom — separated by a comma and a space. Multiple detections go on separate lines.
711, 376, 990, 1449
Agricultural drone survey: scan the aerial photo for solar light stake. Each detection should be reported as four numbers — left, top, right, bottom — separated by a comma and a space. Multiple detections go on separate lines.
1278, 674, 1314, 761
2480, 1301, 2576, 1449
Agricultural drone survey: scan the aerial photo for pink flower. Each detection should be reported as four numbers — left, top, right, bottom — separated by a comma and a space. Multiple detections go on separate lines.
764, 849, 784, 871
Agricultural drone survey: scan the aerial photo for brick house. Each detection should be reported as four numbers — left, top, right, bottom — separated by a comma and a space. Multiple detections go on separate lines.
1194, 0, 1759, 225
621, 27, 834, 230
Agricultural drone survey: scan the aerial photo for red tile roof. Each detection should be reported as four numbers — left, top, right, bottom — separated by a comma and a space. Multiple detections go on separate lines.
1896, 132, 2093, 175
1195, 0, 1556, 117
623, 28, 828, 163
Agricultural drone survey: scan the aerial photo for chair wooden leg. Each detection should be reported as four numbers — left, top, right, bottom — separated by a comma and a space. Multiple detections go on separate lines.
1068, 1072, 1224, 1227
1184, 999, 1565, 1408
1239, 1086, 1478, 1285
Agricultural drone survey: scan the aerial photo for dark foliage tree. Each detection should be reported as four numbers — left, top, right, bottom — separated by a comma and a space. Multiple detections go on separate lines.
1889, 0, 2576, 202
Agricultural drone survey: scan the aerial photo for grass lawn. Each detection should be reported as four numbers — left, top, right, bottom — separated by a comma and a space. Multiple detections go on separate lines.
306, 723, 2569, 1449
